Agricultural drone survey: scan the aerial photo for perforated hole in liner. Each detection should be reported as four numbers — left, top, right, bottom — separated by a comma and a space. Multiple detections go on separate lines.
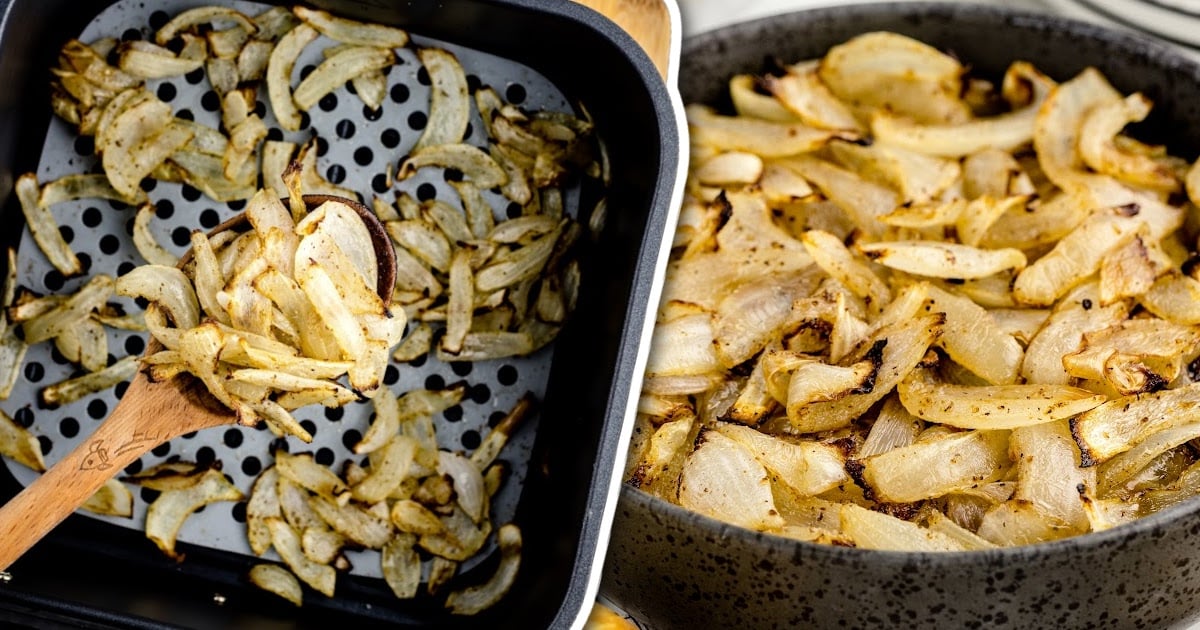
6, 0, 580, 578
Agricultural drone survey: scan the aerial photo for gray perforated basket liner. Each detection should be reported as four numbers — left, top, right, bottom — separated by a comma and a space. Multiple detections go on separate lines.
6, 0, 581, 579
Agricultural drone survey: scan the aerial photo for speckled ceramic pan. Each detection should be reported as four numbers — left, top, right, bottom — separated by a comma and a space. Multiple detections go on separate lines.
601, 3, 1200, 629
0, 1, 683, 628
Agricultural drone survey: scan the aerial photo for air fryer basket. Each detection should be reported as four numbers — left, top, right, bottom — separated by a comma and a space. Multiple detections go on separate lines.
0, 1, 681, 628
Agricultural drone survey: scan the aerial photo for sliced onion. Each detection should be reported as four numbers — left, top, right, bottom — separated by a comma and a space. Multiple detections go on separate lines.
678, 430, 785, 531
1011, 421, 1093, 532
438, 451, 486, 523
858, 429, 1010, 503
645, 313, 720, 378
714, 422, 847, 495
840, 504, 967, 552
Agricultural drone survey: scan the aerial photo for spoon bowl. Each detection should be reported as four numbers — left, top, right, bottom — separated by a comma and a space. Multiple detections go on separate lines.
0, 194, 395, 571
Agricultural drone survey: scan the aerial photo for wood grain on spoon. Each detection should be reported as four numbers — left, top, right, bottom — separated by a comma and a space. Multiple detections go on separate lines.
573, 0, 672, 78
0, 195, 395, 572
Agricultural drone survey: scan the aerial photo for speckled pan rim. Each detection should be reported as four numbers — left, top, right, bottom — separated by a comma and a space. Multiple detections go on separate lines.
624, 484, 1200, 566
630, 0, 1200, 568
680, 1, 1200, 83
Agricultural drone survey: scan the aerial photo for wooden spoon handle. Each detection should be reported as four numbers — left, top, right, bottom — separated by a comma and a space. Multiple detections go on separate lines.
0, 375, 229, 571
573, 0, 673, 78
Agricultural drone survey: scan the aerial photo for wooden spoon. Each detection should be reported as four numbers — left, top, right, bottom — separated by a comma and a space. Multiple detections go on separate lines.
0, 194, 396, 571
573, 0, 673, 78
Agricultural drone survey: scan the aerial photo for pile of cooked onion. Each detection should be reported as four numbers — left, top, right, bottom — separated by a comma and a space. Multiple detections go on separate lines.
628, 31, 1200, 551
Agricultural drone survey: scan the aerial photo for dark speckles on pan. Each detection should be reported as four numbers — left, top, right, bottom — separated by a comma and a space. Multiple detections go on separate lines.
602, 3, 1200, 629
611, 486, 1200, 629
